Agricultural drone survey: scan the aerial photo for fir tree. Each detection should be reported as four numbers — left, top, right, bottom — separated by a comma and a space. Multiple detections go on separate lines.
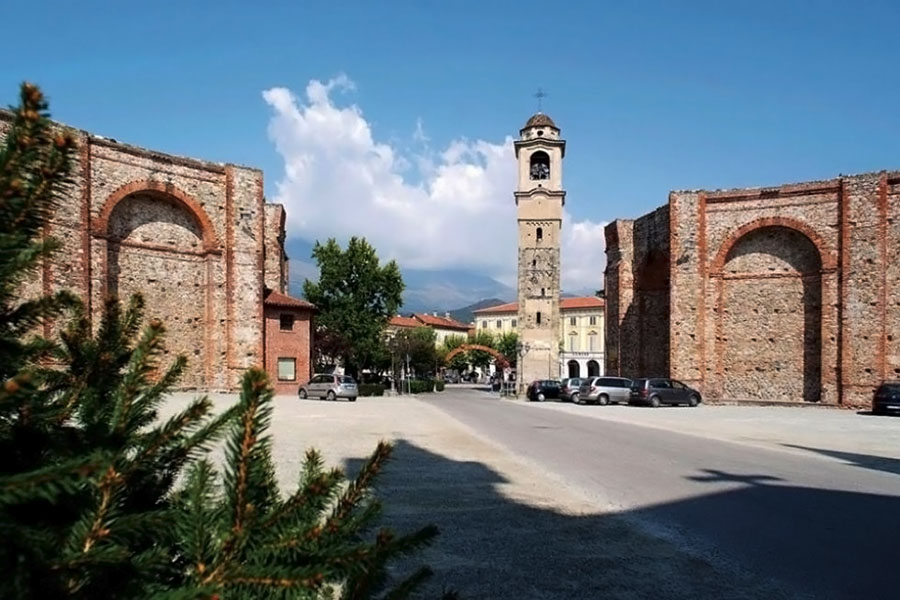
0, 83, 453, 599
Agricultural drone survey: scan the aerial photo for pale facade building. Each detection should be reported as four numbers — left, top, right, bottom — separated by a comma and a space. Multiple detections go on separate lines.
474, 297, 605, 379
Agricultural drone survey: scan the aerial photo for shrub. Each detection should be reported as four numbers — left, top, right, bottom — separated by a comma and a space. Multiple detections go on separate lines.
358, 383, 385, 396
435, 380, 445, 392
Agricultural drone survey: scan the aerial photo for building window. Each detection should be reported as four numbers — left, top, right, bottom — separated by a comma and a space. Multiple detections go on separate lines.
536, 311, 542, 325
279, 313, 294, 331
496, 319, 502, 329
589, 315, 597, 325
541, 287, 545, 297
511, 319, 517, 328
589, 333, 596, 352
569, 316, 577, 326
569, 334, 576, 352
277, 357, 296, 381
482, 320, 487, 328
536, 227, 543, 242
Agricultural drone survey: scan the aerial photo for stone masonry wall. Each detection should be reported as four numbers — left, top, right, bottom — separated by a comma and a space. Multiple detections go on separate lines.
604, 206, 669, 379
264, 204, 287, 293
613, 170, 900, 407
0, 109, 293, 391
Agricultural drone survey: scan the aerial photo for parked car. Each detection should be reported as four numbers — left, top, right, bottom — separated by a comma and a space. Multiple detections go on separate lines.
629, 378, 701, 407
578, 376, 633, 405
560, 378, 583, 402
299, 373, 358, 401
872, 381, 900, 415
526, 379, 562, 402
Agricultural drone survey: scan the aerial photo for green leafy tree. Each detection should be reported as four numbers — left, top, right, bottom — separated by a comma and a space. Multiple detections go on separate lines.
303, 238, 404, 377
440, 335, 469, 373
495, 331, 519, 366
389, 327, 438, 378
467, 330, 496, 371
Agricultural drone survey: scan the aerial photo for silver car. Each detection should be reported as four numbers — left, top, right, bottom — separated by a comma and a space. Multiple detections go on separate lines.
299, 373, 358, 401
577, 376, 632, 405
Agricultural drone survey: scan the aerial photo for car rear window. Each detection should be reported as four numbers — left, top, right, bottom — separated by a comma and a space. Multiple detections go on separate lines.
340, 376, 355, 384
631, 379, 647, 388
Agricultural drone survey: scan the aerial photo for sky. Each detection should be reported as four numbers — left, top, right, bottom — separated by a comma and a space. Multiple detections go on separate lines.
4, 0, 900, 305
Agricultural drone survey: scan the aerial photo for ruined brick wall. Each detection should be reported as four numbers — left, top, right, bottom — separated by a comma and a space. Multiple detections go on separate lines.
0, 109, 291, 391
604, 206, 669, 379
264, 306, 312, 394
264, 204, 287, 293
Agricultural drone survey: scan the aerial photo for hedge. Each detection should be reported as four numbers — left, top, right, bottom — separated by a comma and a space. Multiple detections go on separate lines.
358, 383, 385, 397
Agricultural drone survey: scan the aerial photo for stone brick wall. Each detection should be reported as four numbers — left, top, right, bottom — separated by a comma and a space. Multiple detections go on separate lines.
604, 206, 669, 379
0, 109, 303, 392
609, 170, 900, 407
264, 306, 312, 394
264, 204, 287, 293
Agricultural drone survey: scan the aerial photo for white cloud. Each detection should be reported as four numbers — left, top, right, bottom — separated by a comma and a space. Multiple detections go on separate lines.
263, 76, 606, 293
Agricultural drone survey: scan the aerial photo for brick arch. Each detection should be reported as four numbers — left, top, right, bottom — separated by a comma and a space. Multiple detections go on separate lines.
444, 344, 510, 368
94, 180, 220, 252
711, 217, 835, 274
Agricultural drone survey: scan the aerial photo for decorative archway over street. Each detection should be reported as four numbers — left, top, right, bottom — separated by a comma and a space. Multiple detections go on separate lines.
444, 344, 510, 368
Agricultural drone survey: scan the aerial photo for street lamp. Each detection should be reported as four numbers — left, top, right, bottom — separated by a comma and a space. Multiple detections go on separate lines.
516, 341, 530, 397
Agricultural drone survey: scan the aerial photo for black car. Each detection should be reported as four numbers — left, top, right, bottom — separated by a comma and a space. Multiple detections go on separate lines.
629, 378, 701, 407
873, 381, 900, 415
526, 379, 562, 402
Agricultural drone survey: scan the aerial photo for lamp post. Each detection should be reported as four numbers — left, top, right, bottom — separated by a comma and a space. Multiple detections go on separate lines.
516, 341, 530, 397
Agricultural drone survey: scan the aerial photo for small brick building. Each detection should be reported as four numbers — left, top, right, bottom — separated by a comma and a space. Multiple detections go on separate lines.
605, 170, 900, 407
0, 110, 313, 392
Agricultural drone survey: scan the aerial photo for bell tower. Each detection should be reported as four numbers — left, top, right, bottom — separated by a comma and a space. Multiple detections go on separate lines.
514, 112, 565, 394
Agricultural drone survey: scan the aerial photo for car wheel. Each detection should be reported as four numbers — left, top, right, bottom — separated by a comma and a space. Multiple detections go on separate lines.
572, 393, 582, 405
688, 394, 699, 407
537, 392, 545, 402
326, 390, 337, 401
597, 394, 609, 406
349, 397, 357, 402
649, 395, 661, 408
299, 389, 308, 399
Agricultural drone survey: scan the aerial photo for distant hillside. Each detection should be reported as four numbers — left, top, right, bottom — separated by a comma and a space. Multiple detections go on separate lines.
448, 297, 508, 325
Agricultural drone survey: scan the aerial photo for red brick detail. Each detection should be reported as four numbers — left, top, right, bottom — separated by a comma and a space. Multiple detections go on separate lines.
257, 176, 265, 369
698, 193, 708, 382
93, 180, 221, 252
445, 344, 510, 368
837, 181, 849, 405
710, 216, 837, 275
264, 306, 313, 394
878, 174, 888, 380
80, 135, 92, 325
225, 166, 235, 373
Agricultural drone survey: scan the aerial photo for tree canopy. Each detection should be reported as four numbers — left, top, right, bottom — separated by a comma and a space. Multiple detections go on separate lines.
303, 237, 404, 376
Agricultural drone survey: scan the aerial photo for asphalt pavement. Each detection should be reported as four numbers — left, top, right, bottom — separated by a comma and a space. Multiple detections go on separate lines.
422, 386, 900, 600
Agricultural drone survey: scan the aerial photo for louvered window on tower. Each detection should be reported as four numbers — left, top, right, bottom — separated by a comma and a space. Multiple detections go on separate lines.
530, 151, 550, 180
536, 227, 543, 241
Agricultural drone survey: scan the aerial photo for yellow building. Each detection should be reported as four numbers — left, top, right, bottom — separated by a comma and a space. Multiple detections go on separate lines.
473, 296, 604, 379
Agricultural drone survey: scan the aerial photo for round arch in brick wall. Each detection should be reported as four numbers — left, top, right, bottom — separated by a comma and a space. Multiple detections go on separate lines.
94, 180, 220, 252
711, 216, 836, 275
714, 223, 825, 403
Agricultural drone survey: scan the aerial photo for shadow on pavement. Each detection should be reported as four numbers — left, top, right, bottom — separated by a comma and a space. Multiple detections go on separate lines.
344, 440, 900, 599
781, 443, 900, 476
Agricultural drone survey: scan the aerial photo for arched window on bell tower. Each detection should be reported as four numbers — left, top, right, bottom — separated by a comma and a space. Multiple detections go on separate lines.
529, 151, 550, 180
536, 227, 543, 242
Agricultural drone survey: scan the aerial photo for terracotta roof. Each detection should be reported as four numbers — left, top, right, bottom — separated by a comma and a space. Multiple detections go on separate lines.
523, 112, 558, 130
413, 313, 471, 330
264, 289, 315, 309
473, 296, 604, 315
388, 315, 421, 328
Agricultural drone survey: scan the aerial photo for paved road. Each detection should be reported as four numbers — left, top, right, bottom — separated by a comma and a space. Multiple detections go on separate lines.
423, 387, 900, 600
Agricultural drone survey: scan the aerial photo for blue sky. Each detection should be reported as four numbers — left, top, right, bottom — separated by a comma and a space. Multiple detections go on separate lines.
5, 0, 899, 306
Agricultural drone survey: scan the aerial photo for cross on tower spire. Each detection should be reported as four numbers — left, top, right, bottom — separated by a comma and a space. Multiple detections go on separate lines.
534, 88, 547, 112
